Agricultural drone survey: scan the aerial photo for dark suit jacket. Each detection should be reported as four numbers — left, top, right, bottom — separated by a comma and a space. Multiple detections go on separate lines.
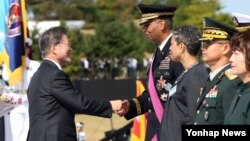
27, 60, 112, 141
160, 63, 208, 141
124, 37, 184, 141
195, 65, 242, 125
224, 82, 250, 125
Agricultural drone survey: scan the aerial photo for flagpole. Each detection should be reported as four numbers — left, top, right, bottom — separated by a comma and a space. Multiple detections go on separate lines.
20, 0, 27, 92
20, 0, 27, 40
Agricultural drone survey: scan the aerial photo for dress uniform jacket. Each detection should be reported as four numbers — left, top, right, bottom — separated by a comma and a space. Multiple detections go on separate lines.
160, 63, 208, 141
27, 60, 113, 141
124, 37, 184, 140
195, 65, 242, 125
224, 82, 250, 124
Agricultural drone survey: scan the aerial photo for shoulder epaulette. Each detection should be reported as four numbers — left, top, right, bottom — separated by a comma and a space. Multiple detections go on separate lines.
224, 69, 238, 80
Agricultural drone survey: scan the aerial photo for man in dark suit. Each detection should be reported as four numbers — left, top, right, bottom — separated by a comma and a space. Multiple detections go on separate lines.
27, 27, 124, 141
195, 17, 242, 125
117, 4, 183, 141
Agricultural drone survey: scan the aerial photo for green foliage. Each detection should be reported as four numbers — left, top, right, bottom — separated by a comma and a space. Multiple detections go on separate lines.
166, 0, 231, 28
63, 28, 85, 79
29, 0, 85, 20
30, 28, 42, 61
83, 21, 152, 59
27, 0, 234, 79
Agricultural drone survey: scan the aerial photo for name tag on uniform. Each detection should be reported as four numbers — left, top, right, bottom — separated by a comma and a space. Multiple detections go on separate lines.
169, 85, 177, 97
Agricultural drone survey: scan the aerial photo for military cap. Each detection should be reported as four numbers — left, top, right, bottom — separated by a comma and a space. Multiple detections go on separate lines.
200, 17, 237, 41
137, 4, 177, 25
232, 13, 250, 32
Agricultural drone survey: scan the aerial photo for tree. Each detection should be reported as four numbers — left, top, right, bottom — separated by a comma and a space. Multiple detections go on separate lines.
28, 0, 88, 20
27, 0, 234, 79
165, 0, 233, 28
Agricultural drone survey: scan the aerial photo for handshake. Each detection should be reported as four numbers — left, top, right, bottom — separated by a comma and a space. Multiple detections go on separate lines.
110, 99, 130, 117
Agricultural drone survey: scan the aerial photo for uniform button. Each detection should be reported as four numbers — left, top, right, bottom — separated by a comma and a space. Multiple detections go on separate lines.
194, 122, 197, 125
204, 111, 209, 120
197, 110, 200, 114
148, 109, 152, 113
148, 98, 150, 101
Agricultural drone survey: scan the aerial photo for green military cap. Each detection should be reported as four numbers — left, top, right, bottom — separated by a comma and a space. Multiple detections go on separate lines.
200, 17, 237, 41
232, 13, 250, 32
137, 4, 177, 25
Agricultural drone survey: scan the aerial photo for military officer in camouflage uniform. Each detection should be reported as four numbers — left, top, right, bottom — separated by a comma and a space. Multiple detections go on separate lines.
195, 17, 242, 125
117, 4, 183, 141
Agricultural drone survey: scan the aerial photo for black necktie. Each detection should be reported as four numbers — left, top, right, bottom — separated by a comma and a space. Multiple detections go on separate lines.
206, 76, 211, 85
153, 48, 161, 65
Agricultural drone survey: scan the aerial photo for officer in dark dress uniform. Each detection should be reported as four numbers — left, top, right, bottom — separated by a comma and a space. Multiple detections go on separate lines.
195, 17, 242, 125
117, 4, 184, 141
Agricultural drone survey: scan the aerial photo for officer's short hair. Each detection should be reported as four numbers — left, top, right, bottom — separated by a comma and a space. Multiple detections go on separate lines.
173, 25, 201, 56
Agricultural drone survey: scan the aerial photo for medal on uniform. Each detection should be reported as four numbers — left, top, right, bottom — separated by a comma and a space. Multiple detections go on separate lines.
160, 93, 168, 101
206, 86, 218, 98
156, 75, 166, 91
202, 99, 208, 105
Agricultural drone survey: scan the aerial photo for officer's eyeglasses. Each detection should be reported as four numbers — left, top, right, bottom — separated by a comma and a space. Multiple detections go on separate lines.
201, 40, 229, 49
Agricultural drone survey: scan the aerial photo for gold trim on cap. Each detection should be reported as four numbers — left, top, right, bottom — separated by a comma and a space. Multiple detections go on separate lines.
140, 12, 174, 25
200, 28, 228, 40
141, 12, 174, 18
236, 26, 250, 32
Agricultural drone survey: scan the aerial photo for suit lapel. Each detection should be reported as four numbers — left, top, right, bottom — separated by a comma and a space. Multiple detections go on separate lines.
152, 37, 171, 70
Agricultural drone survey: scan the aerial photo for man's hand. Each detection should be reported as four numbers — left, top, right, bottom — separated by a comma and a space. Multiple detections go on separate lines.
109, 99, 130, 116
109, 100, 123, 111
116, 99, 130, 117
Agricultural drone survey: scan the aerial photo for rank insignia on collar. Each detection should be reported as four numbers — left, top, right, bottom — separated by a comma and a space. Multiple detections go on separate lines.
160, 93, 168, 101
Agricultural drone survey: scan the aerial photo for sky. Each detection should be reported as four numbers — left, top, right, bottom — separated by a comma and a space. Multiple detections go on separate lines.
220, 0, 250, 15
